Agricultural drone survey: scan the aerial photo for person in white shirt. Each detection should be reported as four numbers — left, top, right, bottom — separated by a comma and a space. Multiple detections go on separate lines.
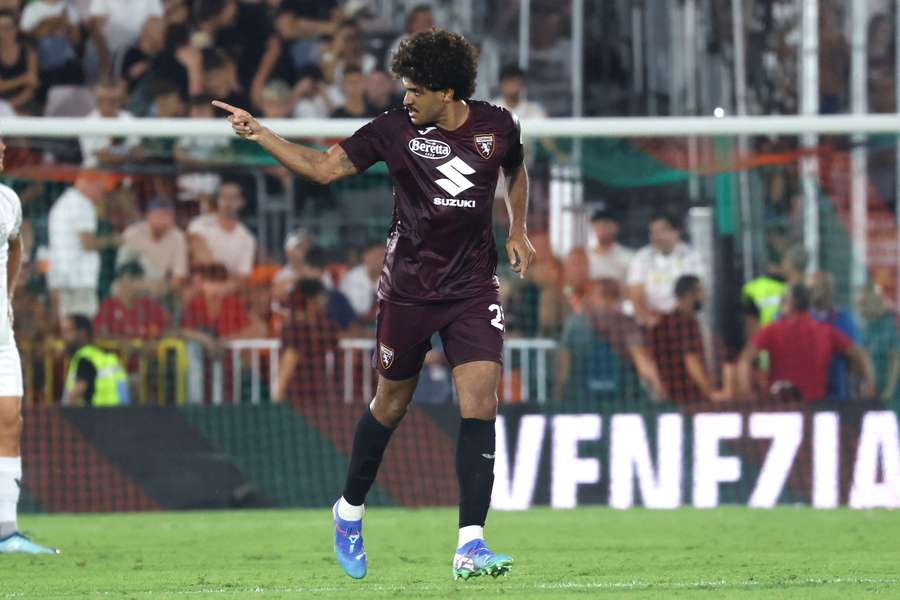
588, 207, 634, 285
88, 0, 162, 77
0, 138, 57, 554
48, 172, 120, 319
627, 209, 704, 327
117, 196, 188, 296
188, 180, 256, 278
490, 64, 566, 165
340, 239, 385, 319
79, 78, 140, 168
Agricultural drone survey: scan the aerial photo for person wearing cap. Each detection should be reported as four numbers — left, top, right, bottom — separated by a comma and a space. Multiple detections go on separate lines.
588, 206, 634, 286
272, 228, 334, 302
118, 196, 188, 298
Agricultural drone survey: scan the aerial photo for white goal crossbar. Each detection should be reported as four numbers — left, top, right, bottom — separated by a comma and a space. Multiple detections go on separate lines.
2, 114, 899, 138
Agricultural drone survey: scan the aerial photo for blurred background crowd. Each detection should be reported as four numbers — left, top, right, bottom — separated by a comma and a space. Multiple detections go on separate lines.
0, 0, 898, 412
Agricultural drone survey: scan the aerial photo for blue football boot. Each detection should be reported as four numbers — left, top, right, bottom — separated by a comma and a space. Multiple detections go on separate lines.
0, 532, 59, 555
332, 500, 367, 579
452, 539, 513, 580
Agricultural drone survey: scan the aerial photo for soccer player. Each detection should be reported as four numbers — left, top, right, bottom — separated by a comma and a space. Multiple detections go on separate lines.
215, 29, 535, 580
0, 138, 57, 554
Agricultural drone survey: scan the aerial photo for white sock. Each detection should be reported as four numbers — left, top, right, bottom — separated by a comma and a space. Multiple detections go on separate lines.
458, 525, 484, 548
0, 456, 21, 537
337, 497, 364, 521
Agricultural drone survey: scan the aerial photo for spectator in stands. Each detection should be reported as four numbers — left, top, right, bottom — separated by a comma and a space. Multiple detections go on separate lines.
0, 10, 38, 113
867, 13, 895, 113
273, 277, 341, 404
175, 94, 231, 165
291, 64, 331, 119
135, 23, 202, 113
859, 283, 900, 406
556, 278, 665, 405
119, 16, 165, 95
330, 65, 367, 118
526, 3, 573, 116
202, 47, 248, 110
258, 79, 294, 119
742, 245, 808, 338
339, 239, 384, 323
588, 206, 633, 286
490, 63, 566, 165
491, 64, 546, 120
117, 196, 188, 298
94, 261, 171, 339
59, 313, 129, 406
188, 179, 256, 279
272, 228, 313, 301
364, 68, 398, 115
79, 78, 140, 168
48, 172, 120, 318
818, 4, 849, 114
298, 246, 354, 328
650, 275, 727, 404
319, 19, 376, 97
88, 0, 163, 79
627, 208, 703, 327
191, 0, 238, 50
19, 0, 82, 98
738, 284, 875, 402
180, 262, 265, 355
249, 1, 337, 110
163, 0, 188, 26
140, 80, 186, 162
808, 271, 861, 400
384, 4, 433, 70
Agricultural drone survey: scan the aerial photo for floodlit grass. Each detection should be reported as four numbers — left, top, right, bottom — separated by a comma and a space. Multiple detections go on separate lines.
4, 506, 899, 599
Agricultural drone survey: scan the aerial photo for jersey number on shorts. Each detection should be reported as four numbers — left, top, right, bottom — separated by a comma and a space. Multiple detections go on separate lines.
489, 303, 505, 331
435, 157, 475, 196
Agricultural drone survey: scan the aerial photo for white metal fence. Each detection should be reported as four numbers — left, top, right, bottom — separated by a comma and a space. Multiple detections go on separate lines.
199, 337, 558, 405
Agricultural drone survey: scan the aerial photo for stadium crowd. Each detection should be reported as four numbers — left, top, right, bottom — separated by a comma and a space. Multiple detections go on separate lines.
0, 0, 897, 411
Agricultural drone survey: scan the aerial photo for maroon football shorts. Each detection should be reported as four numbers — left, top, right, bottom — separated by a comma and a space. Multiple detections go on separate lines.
372, 288, 505, 380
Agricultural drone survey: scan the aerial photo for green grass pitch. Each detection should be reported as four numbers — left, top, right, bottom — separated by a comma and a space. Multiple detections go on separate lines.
4, 507, 899, 599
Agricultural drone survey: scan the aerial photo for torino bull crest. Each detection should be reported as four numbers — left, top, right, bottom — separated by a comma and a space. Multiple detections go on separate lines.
474, 134, 495, 159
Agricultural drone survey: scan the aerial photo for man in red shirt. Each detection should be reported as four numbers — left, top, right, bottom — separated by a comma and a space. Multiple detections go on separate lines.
94, 261, 171, 339
738, 284, 875, 401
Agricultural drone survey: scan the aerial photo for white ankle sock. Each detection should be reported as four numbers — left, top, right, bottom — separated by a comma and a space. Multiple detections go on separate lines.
458, 525, 483, 548
337, 497, 364, 521
0, 456, 21, 537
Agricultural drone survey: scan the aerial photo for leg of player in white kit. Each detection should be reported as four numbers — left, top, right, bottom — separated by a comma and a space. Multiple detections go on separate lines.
0, 347, 57, 554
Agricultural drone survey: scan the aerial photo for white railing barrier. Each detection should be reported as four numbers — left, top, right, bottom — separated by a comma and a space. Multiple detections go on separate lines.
202, 338, 558, 405
339, 337, 558, 404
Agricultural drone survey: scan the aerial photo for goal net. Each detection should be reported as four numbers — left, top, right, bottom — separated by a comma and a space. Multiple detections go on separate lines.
3, 115, 899, 512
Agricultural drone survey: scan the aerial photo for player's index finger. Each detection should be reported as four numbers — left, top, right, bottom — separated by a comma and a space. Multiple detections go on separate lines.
211, 100, 242, 115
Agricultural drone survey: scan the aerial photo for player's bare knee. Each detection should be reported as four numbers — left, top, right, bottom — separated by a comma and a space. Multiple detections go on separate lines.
0, 401, 22, 445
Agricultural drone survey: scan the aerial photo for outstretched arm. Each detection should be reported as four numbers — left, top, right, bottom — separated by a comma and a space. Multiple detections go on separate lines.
213, 100, 358, 185
503, 163, 536, 279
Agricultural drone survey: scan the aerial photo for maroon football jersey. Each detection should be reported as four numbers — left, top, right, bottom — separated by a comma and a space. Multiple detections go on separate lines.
339, 100, 524, 304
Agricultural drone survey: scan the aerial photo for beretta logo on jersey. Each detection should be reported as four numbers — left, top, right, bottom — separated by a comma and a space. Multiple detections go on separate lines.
474, 133, 495, 159
408, 137, 451, 159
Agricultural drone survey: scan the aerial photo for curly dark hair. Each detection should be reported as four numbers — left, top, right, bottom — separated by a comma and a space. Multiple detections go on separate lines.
390, 29, 479, 101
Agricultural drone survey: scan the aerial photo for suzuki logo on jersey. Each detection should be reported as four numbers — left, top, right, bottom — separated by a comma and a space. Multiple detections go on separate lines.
433, 197, 475, 208
474, 133, 495, 159
408, 137, 451, 159
434, 157, 475, 196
